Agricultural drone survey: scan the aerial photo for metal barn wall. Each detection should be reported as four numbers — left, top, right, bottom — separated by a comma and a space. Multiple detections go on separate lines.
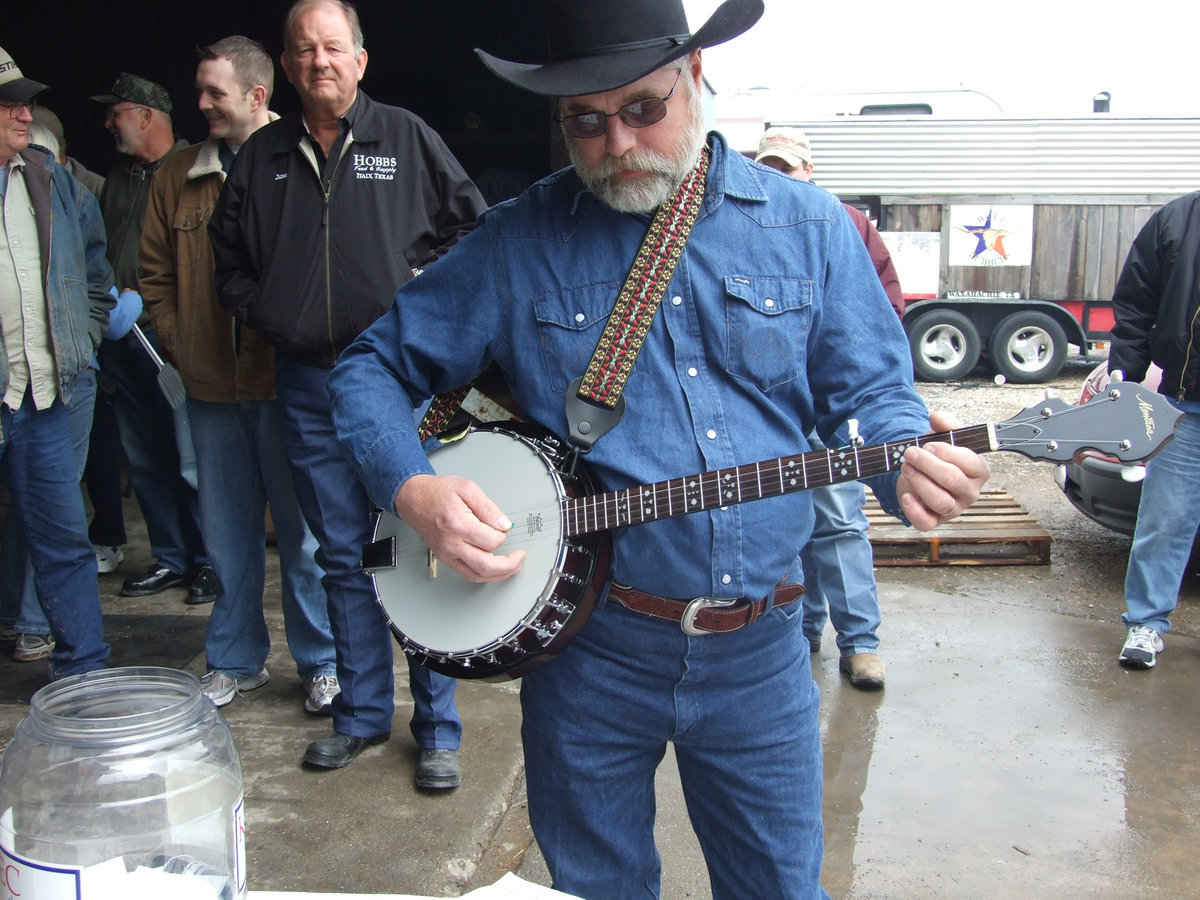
776, 117, 1200, 199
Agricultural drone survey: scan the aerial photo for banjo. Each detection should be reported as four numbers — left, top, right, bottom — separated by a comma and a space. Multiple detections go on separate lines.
362, 383, 1181, 681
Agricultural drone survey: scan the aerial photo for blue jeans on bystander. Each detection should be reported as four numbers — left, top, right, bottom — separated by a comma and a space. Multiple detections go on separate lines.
187, 396, 337, 681
273, 356, 460, 747
1122, 400, 1200, 634
0, 387, 109, 677
1, 369, 96, 637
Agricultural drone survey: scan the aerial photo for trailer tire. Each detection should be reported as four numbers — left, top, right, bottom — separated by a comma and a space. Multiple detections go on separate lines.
907, 310, 981, 382
988, 312, 1068, 383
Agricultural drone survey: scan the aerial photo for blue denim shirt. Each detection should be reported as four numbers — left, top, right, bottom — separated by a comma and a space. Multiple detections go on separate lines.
331, 133, 929, 602
0, 147, 114, 430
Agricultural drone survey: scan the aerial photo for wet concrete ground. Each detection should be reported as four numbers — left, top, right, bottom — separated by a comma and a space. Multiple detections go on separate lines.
514, 580, 1200, 898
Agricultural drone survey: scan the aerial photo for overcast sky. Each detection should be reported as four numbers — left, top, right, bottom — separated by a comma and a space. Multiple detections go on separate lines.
683, 0, 1197, 118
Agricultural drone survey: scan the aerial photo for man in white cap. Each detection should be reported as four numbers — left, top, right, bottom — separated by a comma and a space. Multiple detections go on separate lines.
0, 46, 114, 678
329, 1, 990, 896
756, 126, 903, 691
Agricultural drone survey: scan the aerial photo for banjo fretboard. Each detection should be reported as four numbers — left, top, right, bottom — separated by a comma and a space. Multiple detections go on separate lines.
563, 425, 995, 537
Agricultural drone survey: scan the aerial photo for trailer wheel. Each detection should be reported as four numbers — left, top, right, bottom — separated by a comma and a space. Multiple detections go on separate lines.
988, 312, 1068, 383
907, 310, 981, 382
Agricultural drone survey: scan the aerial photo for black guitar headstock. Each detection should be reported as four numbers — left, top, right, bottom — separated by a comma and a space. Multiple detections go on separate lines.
991, 383, 1182, 463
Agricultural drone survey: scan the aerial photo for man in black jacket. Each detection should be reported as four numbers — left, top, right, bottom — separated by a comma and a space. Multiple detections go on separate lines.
210, 0, 487, 781
1109, 190, 1200, 670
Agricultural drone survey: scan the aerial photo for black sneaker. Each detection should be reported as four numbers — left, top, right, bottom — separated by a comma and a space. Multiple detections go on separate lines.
121, 566, 188, 597
186, 566, 220, 604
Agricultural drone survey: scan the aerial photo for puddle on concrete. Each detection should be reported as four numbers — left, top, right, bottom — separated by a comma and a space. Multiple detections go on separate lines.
812, 587, 1200, 897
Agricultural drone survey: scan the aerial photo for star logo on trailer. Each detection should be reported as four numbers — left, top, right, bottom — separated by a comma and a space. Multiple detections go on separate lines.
959, 208, 1011, 260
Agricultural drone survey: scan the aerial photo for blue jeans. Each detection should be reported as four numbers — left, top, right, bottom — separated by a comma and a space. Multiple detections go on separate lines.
0, 389, 109, 677
1122, 400, 1200, 634
98, 331, 204, 575
1, 370, 96, 636
799, 434, 881, 655
522, 601, 829, 899
188, 397, 337, 681
273, 357, 460, 746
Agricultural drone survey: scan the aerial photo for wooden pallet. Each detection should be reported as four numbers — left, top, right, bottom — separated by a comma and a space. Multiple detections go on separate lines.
864, 488, 1051, 566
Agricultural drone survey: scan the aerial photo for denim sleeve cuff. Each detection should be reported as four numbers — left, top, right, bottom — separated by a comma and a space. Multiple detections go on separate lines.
359, 432, 435, 515
865, 471, 912, 527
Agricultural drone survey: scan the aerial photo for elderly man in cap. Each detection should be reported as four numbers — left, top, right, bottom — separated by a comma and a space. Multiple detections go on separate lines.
0, 46, 114, 678
328, 0, 989, 896
755, 125, 904, 691
90, 73, 215, 604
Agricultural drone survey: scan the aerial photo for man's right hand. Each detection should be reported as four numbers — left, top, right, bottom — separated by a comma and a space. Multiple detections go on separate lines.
394, 474, 526, 583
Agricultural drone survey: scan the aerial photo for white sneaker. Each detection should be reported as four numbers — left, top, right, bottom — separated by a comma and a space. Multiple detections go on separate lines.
1119, 625, 1164, 669
304, 673, 341, 715
200, 667, 269, 707
95, 545, 125, 574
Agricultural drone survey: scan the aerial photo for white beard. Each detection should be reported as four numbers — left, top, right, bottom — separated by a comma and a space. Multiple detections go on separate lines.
567, 81, 707, 214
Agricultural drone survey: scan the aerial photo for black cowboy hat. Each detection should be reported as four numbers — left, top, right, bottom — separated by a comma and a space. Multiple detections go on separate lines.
475, 0, 764, 97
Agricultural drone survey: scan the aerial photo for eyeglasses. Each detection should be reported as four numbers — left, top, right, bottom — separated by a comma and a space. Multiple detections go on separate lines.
555, 71, 681, 140
105, 105, 148, 123
1, 98, 38, 119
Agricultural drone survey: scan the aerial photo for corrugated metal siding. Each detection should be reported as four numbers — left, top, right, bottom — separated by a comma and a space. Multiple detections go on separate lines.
771, 118, 1200, 197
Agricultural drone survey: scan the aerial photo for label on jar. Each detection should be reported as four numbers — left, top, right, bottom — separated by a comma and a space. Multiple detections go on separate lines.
234, 794, 246, 895
1, 843, 83, 900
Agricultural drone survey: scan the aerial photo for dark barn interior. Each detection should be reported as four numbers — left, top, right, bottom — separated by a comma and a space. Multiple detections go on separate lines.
7, 1, 560, 196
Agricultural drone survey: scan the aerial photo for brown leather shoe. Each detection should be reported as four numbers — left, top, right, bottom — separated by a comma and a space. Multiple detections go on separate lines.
839, 653, 886, 690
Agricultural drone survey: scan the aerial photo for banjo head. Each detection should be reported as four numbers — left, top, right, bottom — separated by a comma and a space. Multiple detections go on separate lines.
369, 424, 607, 679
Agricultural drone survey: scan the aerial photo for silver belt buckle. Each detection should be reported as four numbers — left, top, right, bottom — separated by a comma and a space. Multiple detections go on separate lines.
680, 596, 739, 635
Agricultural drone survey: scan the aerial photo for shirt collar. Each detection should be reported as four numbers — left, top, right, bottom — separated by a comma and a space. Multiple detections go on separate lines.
300, 92, 360, 141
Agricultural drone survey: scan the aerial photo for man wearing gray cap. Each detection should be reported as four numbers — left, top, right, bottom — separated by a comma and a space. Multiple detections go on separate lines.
0, 45, 114, 678
328, 0, 989, 895
755, 125, 903, 691
90, 73, 215, 605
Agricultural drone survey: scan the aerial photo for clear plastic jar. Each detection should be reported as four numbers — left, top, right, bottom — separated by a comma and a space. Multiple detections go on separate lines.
0, 667, 245, 900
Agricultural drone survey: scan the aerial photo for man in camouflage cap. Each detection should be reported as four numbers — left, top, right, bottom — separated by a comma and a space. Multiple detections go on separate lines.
90, 72, 174, 116
89, 73, 214, 605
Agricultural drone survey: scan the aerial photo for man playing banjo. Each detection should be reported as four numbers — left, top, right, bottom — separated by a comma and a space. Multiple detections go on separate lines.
329, 1, 989, 896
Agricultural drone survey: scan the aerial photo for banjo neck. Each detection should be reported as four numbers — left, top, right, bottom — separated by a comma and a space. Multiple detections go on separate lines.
562, 425, 995, 538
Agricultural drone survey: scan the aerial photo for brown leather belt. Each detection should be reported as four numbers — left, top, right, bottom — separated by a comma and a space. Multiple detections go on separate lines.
608, 582, 805, 635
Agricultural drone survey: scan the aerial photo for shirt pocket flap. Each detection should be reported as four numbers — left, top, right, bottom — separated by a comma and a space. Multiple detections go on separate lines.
533, 282, 619, 332
724, 275, 810, 316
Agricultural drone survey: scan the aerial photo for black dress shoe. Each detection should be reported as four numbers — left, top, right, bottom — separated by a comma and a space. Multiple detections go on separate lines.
302, 732, 390, 769
120, 565, 188, 597
186, 566, 220, 604
415, 748, 461, 790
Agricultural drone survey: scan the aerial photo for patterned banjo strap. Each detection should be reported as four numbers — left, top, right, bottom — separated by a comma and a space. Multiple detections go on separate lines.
417, 146, 710, 439
417, 384, 473, 442
575, 146, 711, 409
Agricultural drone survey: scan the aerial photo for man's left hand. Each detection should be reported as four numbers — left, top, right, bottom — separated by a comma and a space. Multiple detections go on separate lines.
895, 410, 990, 531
